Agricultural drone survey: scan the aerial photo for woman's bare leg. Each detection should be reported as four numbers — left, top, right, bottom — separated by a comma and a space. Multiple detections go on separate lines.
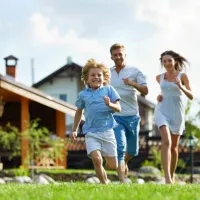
170, 133, 180, 183
159, 125, 173, 184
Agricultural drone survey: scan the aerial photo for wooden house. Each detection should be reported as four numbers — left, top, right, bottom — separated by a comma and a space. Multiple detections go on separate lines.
0, 55, 78, 169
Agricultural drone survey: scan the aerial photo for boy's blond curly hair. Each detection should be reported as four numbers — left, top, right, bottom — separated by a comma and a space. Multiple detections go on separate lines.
81, 59, 110, 86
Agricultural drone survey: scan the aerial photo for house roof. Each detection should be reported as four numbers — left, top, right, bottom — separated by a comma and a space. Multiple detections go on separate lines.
33, 62, 82, 88
0, 74, 78, 117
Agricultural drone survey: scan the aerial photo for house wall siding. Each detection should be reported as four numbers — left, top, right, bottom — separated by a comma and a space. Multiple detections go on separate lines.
36, 71, 79, 133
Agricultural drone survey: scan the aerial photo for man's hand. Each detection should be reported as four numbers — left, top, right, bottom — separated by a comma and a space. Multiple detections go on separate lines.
104, 96, 111, 106
70, 131, 77, 141
122, 78, 131, 86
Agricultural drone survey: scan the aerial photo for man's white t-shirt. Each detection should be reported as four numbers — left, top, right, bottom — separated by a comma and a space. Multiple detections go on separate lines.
110, 65, 147, 116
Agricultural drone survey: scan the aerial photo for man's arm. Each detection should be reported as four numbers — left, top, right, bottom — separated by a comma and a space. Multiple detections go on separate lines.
128, 81, 148, 95
122, 78, 148, 95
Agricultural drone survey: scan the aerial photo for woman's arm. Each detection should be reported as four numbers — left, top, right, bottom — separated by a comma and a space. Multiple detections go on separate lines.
173, 73, 193, 100
156, 74, 161, 84
156, 75, 163, 102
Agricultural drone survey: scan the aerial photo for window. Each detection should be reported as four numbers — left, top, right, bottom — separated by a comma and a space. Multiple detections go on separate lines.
59, 94, 67, 102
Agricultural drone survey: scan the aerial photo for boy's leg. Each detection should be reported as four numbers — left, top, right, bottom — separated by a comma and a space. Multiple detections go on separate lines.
90, 150, 108, 184
102, 129, 118, 171
104, 157, 118, 170
85, 134, 108, 184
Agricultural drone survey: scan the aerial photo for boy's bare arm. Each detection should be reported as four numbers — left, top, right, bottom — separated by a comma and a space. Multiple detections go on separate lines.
70, 108, 83, 141
104, 96, 121, 112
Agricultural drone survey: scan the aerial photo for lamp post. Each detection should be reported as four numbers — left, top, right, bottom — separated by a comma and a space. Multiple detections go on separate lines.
188, 135, 196, 183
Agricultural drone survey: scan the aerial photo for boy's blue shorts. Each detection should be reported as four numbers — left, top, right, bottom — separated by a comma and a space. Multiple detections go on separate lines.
113, 115, 141, 164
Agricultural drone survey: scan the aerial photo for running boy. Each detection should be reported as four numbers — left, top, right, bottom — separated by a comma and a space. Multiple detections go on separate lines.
70, 59, 121, 184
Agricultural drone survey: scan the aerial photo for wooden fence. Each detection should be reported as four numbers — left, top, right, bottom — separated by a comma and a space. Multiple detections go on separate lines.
66, 131, 200, 171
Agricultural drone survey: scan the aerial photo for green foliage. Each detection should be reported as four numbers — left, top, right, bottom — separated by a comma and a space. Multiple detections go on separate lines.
142, 146, 186, 171
7, 166, 29, 177
177, 158, 186, 169
23, 119, 66, 165
142, 160, 155, 167
0, 119, 66, 166
185, 100, 200, 149
0, 123, 21, 159
185, 100, 200, 138
142, 146, 162, 170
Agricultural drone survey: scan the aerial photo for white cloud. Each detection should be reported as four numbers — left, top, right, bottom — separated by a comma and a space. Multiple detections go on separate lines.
30, 13, 107, 56
30, 13, 63, 45
125, 0, 200, 40
121, 0, 200, 102
1, 0, 199, 109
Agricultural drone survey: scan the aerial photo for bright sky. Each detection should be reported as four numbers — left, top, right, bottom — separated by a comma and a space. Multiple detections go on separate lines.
0, 0, 199, 109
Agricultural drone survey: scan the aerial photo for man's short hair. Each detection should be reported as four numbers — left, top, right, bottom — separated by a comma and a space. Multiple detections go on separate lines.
110, 43, 125, 54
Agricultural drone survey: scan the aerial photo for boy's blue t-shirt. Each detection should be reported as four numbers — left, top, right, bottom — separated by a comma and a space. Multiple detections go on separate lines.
75, 85, 120, 134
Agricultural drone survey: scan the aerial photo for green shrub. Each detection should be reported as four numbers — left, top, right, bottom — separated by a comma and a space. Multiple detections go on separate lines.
0, 119, 66, 167
142, 146, 186, 172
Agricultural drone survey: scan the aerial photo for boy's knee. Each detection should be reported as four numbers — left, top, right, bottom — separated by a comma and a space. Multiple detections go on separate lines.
92, 155, 102, 167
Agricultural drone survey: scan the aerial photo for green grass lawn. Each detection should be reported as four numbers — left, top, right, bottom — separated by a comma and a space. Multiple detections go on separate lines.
36, 168, 118, 175
0, 183, 200, 200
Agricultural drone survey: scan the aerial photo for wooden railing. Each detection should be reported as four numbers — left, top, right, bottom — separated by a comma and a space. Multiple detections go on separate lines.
65, 133, 199, 153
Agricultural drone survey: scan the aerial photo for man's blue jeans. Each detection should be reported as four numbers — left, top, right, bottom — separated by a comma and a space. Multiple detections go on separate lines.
113, 115, 141, 163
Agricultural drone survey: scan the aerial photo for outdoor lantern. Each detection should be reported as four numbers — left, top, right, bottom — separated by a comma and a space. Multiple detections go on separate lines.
188, 135, 195, 148
188, 135, 198, 148
0, 96, 5, 117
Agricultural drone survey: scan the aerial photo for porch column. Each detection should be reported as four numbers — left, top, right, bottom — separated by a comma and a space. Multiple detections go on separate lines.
56, 110, 67, 168
21, 97, 29, 167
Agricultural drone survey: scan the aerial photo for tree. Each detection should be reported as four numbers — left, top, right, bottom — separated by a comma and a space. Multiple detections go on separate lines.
0, 119, 66, 167
185, 100, 200, 148
185, 99, 200, 146
0, 123, 21, 159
